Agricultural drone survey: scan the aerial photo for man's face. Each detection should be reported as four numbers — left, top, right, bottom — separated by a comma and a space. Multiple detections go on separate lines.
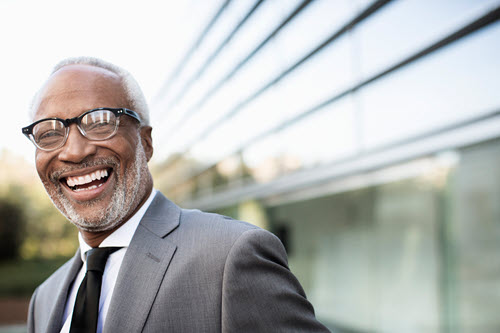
33, 64, 153, 232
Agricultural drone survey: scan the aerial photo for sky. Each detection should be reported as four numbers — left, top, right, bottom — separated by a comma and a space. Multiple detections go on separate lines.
0, 0, 220, 164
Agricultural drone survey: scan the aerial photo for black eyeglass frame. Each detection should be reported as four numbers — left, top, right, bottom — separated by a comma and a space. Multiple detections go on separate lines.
22, 107, 142, 151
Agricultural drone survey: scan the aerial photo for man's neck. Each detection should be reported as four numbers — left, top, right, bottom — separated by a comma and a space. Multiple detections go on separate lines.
80, 228, 120, 248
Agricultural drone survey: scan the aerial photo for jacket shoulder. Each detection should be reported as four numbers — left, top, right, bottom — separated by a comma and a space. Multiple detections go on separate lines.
28, 255, 80, 332
178, 208, 263, 242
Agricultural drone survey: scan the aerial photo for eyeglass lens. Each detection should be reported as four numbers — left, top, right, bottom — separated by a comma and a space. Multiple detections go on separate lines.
33, 110, 118, 150
33, 120, 66, 149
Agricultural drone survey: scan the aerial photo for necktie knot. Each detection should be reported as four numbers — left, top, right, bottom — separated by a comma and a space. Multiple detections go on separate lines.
86, 247, 121, 273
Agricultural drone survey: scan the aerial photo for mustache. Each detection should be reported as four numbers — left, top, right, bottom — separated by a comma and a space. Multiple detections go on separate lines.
49, 156, 120, 183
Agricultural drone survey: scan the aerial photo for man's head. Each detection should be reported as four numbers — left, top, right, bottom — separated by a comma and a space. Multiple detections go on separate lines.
28, 57, 154, 237
31, 57, 151, 126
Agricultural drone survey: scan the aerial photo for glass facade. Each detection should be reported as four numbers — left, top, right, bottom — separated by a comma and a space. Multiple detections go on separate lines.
153, 1, 500, 199
266, 138, 500, 332
151, 1, 500, 332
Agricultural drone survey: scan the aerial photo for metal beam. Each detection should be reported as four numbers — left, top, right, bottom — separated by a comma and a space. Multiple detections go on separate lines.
160, 0, 316, 143
167, 0, 267, 109
183, 109, 500, 210
161, 0, 393, 166
153, 0, 232, 104
162, 4, 500, 192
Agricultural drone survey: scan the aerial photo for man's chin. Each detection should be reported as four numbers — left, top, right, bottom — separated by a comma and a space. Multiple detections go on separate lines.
70, 219, 120, 233
50, 190, 122, 232
60, 206, 114, 232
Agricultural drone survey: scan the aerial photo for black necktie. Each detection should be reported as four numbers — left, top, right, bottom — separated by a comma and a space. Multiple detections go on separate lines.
70, 247, 121, 333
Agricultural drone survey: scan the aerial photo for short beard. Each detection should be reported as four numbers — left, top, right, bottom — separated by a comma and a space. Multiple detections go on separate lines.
44, 137, 150, 232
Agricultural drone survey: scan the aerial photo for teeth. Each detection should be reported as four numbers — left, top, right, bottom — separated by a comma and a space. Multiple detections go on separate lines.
66, 169, 109, 188
73, 183, 105, 192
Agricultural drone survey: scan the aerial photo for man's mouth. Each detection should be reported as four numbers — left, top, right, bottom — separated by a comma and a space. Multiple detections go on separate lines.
63, 168, 112, 192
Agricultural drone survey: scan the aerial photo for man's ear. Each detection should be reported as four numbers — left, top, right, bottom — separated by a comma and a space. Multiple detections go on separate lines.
140, 126, 154, 162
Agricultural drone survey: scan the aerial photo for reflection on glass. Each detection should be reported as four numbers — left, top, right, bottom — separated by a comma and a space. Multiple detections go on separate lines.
267, 138, 500, 331
242, 95, 358, 183
451, 140, 500, 331
159, 0, 500, 205
359, 21, 500, 148
274, 0, 371, 69
190, 34, 355, 170
269, 177, 440, 331
354, 0, 500, 79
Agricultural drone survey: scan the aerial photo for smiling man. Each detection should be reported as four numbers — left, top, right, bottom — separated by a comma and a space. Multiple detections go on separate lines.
24, 57, 329, 333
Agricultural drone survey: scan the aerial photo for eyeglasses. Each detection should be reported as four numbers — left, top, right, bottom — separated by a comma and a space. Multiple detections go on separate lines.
22, 108, 141, 151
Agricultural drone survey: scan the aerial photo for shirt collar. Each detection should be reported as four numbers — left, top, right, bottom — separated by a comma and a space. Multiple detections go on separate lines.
78, 188, 158, 262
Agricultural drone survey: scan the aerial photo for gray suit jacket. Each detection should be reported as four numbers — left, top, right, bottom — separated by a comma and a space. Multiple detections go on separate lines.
28, 192, 329, 332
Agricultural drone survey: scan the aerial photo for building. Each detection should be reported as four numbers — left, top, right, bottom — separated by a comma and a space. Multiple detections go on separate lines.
151, 1, 500, 331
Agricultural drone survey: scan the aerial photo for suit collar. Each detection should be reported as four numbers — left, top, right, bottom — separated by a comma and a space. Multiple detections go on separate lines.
77, 189, 158, 262
104, 191, 179, 332
45, 250, 82, 333
138, 191, 180, 238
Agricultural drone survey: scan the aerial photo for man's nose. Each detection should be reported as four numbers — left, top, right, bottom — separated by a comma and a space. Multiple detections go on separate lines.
57, 125, 97, 163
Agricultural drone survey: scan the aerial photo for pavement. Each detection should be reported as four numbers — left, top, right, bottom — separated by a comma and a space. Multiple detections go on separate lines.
0, 325, 26, 333
0, 298, 29, 333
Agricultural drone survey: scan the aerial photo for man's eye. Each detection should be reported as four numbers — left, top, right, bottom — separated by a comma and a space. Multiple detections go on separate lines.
39, 130, 64, 140
37, 130, 64, 144
86, 121, 111, 131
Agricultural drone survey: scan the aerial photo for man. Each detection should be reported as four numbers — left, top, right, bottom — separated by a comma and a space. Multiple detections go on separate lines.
24, 57, 330, 333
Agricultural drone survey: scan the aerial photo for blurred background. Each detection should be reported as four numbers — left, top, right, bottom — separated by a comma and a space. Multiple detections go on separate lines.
1, 0, 500, 332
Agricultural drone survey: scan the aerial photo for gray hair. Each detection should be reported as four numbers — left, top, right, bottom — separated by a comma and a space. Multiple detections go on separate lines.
31, 56, 150, 126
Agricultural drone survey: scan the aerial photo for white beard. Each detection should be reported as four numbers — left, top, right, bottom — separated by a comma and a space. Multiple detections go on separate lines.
44, 137, 150, 232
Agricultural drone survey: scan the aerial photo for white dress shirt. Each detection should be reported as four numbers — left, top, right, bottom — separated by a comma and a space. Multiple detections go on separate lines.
60, 189, 157, 333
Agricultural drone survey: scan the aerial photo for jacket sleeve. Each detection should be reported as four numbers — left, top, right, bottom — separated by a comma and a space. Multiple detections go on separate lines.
27, 287, 38, 333
221, 228, 330, 332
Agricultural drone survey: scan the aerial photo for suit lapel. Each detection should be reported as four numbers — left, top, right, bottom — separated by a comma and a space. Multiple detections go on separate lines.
46, 250, 82, 333
104, 192, 180, 332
